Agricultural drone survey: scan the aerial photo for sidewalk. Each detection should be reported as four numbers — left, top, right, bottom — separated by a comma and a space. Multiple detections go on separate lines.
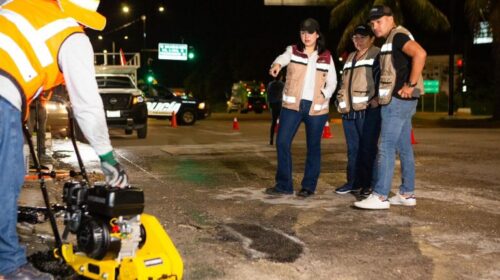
413, 112, 500, 128
210, 111, 500, 128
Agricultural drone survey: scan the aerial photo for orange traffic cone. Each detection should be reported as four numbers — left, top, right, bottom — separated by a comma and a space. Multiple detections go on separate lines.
171, 111, 178, 128
411, 129, 418, 144
233, 117, 240, 130
119, 48, 127, 66
322, 121, 332, 139
274, 118, 279, 134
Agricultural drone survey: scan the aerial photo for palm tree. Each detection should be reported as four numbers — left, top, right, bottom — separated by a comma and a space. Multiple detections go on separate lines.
465, 0, 500, 119
329, 0, 450, 53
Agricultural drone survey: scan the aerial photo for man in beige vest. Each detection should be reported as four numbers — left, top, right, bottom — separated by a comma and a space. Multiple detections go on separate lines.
354, 5, 426, 210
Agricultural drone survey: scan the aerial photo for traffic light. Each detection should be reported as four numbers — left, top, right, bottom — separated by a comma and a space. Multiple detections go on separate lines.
188, 46, 195, 60
456, 59, 466, 93
146, 74, 155, 84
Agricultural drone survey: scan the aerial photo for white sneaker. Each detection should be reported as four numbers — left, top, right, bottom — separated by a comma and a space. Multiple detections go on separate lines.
354, 194, 390, 210
389, 193, 416, 206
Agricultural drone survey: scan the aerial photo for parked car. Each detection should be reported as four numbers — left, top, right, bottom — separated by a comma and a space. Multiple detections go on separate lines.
141, 84, 209, 125
96, 74, 148, 138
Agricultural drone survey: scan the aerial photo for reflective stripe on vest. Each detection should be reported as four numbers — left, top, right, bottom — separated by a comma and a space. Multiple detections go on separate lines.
1, 9, 79, 63
38, 18, 80, 41
381, 43, 392, 53
316, 62, 329, 71
0, 9, 53, 67
283, 94, 296, 103
343, 58, 374, 70
0, 33, 37, 82
313, 103, 329, 111
355, 58, 374, 67
352, 96, 369, 103
290, 53, 308, 65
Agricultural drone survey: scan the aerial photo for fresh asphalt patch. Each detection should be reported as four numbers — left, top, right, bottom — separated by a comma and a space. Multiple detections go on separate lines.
218, 223, 304, 263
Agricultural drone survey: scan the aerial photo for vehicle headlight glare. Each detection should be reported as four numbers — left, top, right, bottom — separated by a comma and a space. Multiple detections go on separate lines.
133, 96, 144, 104
198, 102, 206, 110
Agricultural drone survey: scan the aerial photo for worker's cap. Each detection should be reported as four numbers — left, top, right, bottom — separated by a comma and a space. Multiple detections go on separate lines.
368, 5, 393, 20
300, 18, 320, 34
353, 24, 374, 37
58, 0, 106, 31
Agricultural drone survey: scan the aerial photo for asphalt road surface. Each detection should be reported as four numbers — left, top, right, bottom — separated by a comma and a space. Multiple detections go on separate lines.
22, 114, 500, 280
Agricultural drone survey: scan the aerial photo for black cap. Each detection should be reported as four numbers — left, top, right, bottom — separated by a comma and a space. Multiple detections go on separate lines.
368, 5, 393, 20
300, 18, 320, 33
353, 24, 374, 37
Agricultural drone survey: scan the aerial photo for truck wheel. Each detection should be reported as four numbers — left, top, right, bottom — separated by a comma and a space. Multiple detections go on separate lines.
137, 122, 147, 139
125, 129, 133, 135
179, 109, 196, 125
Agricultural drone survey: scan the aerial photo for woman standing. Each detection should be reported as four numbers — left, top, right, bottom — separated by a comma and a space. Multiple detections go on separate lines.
335, 24, 381, 196
266, 18, 337, 198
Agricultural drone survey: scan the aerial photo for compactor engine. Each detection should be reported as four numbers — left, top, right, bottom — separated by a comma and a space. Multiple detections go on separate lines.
59, 181, 183, 280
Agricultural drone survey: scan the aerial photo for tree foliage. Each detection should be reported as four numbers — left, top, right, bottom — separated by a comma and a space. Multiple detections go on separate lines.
329, 0, 450, 53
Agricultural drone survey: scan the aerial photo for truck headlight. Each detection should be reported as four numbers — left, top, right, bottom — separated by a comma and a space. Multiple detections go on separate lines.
132, 96, 144, 104
198, 102, 206, 110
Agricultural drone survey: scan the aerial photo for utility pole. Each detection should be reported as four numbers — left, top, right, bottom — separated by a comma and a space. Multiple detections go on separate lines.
448, 0, 455, 117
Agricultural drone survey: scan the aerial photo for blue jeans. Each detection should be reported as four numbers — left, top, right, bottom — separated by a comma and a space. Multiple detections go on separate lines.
373, 98, 417, 199
342, 116, 365, 189
0, 96, 27, 275
274, 100, 328, 193
356, 107, 381, 189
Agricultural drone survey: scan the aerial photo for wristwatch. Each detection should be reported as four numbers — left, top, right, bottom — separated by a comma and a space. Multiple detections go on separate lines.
407, 82, 417, 88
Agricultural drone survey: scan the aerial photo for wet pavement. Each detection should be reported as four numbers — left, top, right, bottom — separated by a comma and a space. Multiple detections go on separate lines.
19, 116, 500, 279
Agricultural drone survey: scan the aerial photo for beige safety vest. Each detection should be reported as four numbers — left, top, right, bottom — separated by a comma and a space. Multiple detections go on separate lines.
282, 45, 331, 116
336, 46, 380, 114
378, 26, 424, 105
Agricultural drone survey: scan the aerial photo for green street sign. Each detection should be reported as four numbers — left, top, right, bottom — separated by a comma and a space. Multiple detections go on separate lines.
158, 43, 188, 61
424, 80, 440, 94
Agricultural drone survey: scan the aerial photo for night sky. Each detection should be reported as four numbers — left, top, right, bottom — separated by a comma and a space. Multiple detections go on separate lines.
87, 1, 466, 98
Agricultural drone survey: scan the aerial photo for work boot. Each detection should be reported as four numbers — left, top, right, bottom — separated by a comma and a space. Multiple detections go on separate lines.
4, 263, 54, 280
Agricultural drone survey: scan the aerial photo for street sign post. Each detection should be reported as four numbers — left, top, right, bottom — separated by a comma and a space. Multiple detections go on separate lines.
158, 43, 188, 61
422, 80, 440, 112
424, 80, 440, 94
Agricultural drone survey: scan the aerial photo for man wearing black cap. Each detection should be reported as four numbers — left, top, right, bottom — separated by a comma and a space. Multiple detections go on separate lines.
335, 24, 381, 197
354, 5, 426, 210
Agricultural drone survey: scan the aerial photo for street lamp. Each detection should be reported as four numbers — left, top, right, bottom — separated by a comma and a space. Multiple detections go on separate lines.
158, 5, 165, 13
122, 5, 130, 14
141, 14, 146, 48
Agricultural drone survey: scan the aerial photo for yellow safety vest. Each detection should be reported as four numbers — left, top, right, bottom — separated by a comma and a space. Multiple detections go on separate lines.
0, 0, 84, 117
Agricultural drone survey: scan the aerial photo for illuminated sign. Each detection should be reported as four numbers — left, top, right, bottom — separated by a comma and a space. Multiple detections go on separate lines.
473, 21, 493, 45
158, 43, 188, 61
424, 80, 440, 94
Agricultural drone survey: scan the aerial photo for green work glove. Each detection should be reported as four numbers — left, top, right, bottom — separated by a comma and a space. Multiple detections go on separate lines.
99, 151, 129, 188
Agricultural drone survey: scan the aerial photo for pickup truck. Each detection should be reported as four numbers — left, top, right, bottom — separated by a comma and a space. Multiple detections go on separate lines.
96, 74, 148, 138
